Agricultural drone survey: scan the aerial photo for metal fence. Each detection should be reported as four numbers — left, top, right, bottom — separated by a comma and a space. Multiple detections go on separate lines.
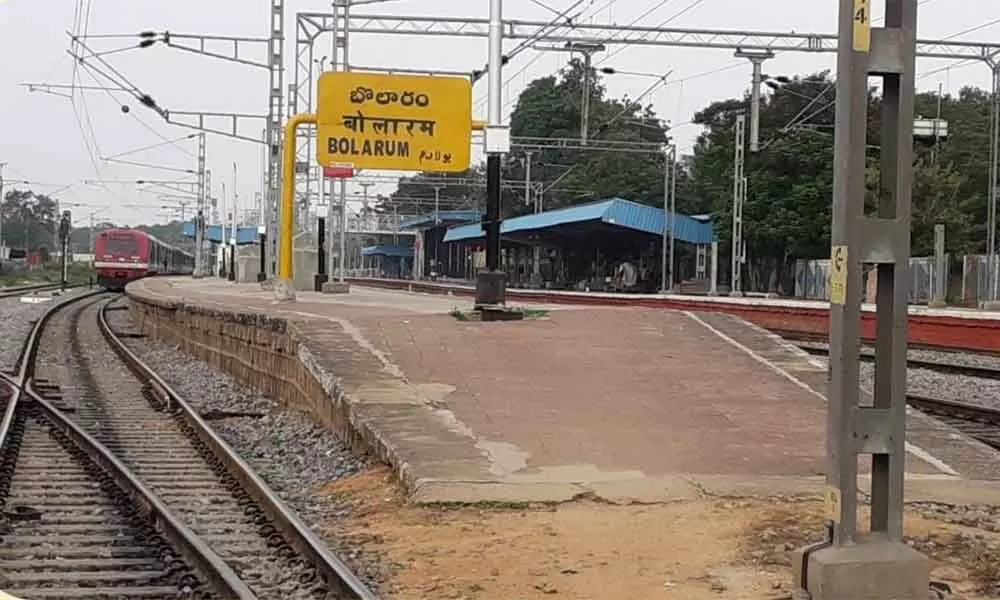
963, 254, 1000, 305
794, 256, 946, 304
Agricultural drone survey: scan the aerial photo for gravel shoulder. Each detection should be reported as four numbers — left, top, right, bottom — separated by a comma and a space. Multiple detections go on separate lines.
0, 289, 83, 370
105, 307, 385, 591
803, 346, 1000, 410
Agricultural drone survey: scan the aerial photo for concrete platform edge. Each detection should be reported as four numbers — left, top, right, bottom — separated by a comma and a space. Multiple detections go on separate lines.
124, 279, 1000, 507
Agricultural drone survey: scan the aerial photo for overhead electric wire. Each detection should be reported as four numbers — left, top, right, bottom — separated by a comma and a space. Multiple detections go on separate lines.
493, 0, 677, 114
104, 135, 199, 161
773, 11, 1000, 136
75, 59, 195, 159
594, 0, 708, 68
476, 0, 625, 111
474, 0, 602, 112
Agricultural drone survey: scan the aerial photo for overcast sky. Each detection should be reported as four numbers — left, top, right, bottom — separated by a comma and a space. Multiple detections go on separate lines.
0, 0, 996, 228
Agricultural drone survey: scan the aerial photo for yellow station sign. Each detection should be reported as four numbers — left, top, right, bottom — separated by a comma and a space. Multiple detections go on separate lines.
316, 71, 472, 173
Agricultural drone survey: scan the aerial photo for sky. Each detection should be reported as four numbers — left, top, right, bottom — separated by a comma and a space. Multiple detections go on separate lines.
0, 0, 997, 228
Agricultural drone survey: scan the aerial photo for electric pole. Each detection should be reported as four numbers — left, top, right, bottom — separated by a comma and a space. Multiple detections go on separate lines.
731, 112, 747, 296
532, 42, 606, 145
433, 185, 443, 278
794, 2, 929, 598
0, 162, 6, 259
475, 0, 510, 313
195, 132, 206, 278
58, 210, 71, 289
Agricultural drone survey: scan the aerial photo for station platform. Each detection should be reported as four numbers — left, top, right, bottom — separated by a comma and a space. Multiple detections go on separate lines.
347, 277, 1000, 354
125, 277, 1000, 505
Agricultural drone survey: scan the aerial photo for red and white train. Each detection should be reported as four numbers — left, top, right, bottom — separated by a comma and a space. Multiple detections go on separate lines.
94, 228, 195, 290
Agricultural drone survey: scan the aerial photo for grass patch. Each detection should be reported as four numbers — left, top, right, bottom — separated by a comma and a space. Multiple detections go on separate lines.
448, 305, 550, 322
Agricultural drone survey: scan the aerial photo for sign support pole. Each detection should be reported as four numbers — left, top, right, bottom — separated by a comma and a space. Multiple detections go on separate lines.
794, 2, 929, 597
475, 0, 512, 314
279, 112, 318, 300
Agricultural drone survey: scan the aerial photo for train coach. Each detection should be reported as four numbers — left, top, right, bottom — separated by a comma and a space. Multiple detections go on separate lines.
94, 228, 195, 290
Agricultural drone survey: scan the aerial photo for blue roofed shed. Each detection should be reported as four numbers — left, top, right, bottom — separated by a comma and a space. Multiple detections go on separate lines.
360, 244, 414, 258
442, 198, 716, 245
181, 222, 261, 245
399, 210, 481, 230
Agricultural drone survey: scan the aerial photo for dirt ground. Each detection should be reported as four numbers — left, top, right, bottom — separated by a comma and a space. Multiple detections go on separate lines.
319, 468, 999, 600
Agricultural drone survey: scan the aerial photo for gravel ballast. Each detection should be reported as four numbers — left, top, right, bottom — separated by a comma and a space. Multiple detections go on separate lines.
105, 307, 385, 590
801, 344, 1000, 410
0, 289, 82, 370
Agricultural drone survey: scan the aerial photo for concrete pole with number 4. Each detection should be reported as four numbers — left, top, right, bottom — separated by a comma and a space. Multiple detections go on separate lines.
792, 1, 930, 598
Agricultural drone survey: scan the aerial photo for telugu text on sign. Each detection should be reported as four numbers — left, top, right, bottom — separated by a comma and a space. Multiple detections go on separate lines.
316, 72, 472, 172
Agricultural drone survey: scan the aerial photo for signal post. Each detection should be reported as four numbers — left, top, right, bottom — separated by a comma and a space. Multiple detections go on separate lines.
794, 1, 929, 598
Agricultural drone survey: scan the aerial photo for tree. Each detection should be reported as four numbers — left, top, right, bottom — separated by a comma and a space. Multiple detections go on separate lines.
1, 188, 59, 252
504, 58, 674, 216
382, 168, 485, 217
687, 71, 993, 292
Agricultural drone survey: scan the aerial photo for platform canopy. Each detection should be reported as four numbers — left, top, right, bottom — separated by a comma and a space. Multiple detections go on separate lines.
399, 210, 482, 230
442, 198, 717, 245
360, 244, 414, 258
181, 222, 261, 245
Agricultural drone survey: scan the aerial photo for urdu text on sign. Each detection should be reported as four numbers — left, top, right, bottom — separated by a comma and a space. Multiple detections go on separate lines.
316, 72, 472, 173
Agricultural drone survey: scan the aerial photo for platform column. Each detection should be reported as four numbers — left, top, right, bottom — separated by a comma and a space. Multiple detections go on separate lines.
709, 241, 719, 295
794, 1, 929, 598
475, 0, 509, 310
257, 227, 267, 283
315, 217, 328, 291
930, 224, 946, 307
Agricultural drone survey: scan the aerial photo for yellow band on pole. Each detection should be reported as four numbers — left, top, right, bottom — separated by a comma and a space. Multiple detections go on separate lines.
280, 113, 318, 281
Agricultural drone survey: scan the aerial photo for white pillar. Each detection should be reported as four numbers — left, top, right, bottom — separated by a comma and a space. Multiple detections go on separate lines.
710, 241, 719, 295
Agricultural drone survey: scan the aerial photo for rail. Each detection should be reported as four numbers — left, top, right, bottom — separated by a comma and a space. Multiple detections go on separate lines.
0, 291, 258, 600
796, 343, 1000, 380
0, 282, 81, 300
906, 394, 1000, 428
98, 299, 379, 600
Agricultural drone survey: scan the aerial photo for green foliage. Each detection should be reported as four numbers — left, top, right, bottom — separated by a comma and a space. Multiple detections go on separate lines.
505, 59, 674, 215
385, 168, 485, 216
1, 188, 59, 252
688, 72, 994, 292
384, 60, 681, 220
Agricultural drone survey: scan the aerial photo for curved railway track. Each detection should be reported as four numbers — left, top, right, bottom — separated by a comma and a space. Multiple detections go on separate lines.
1, 293, 376, 599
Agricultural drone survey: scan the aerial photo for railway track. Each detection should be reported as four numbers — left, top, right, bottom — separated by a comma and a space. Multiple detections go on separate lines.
794, 342, 1000, 380
906, 394, 1000, 450
0, 282, 75, 300
773, 328, 1000, 360
1, 293, 376, 599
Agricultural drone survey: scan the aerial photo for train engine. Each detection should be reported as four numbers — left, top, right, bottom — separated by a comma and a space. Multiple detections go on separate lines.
94, 228, 195, 291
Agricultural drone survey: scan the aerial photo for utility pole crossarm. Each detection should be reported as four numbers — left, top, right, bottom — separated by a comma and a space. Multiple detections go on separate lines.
165, 110, 268, 145
157, 32, 271, 69
334, 13, 1000, 60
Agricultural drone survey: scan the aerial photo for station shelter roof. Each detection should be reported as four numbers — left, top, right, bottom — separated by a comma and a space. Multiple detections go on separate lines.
441, 198, 717, 245
399, 210, 482, 230
361, 244, 414, 258
181, 222, 260, 245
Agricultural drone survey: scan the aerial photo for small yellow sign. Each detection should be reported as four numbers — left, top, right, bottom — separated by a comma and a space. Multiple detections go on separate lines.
852, 0, 871, 53
824, 485, 843, 523
829, 245, 848, 305
316, 71, 472, 173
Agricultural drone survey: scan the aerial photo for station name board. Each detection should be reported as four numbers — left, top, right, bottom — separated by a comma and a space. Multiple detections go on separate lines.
316, 72, 472, 173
